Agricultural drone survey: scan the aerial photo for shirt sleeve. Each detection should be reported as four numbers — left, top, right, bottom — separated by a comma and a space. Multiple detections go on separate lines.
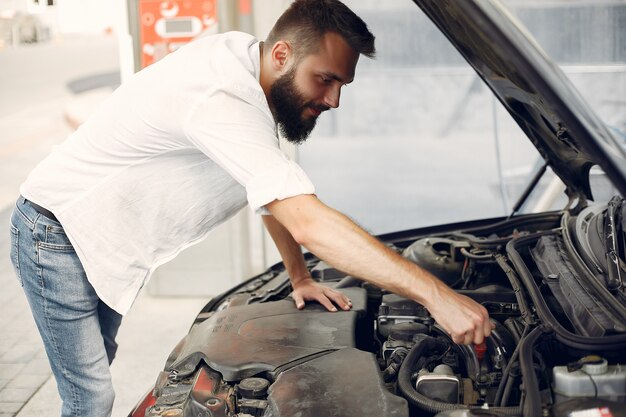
184, 86, 315, 213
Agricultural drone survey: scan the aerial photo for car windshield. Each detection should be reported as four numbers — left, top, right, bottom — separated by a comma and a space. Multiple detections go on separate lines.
297, 0, 626, 235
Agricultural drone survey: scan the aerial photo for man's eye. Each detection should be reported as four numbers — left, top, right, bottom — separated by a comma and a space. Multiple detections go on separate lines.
320, 76, 331, 84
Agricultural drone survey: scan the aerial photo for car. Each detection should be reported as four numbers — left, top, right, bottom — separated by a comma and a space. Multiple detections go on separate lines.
128, 0, 626, 416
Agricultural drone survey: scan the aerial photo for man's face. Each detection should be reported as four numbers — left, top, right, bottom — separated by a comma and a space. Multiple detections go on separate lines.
270, 32, 360, 144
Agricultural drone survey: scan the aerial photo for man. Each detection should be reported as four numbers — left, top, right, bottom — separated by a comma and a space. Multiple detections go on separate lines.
9, 1, 492, 416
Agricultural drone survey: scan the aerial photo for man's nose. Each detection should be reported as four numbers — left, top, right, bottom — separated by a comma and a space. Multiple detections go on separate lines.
323, 85, 341, 109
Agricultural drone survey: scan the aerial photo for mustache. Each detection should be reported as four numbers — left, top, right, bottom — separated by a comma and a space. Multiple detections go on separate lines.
308, 103, 330, 113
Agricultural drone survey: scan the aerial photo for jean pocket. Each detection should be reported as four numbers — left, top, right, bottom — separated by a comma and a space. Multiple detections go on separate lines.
9, 223, 23, 286
39, 224, 75, 252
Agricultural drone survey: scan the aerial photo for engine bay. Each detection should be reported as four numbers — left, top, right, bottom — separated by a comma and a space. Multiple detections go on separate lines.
132, 203, 626, 417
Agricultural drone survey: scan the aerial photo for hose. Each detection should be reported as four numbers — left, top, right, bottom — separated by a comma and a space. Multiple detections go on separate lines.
500, 364, 520, 407
397, 335, 521, 415
504, 318, 524, 344
334, 276, 361, 288
460, 247, 495, 260
519, 326, 549, 417
494, 254, 534, 326
494, 326, 530, 406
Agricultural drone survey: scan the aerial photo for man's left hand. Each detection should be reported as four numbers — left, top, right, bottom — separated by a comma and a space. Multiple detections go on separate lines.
291, 278, 352, 312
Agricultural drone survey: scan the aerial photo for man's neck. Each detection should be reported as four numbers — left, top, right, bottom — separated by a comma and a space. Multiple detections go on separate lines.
259, 41, 271, 101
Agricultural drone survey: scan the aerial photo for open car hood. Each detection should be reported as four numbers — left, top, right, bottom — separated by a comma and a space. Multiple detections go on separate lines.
412, 0, 626, 201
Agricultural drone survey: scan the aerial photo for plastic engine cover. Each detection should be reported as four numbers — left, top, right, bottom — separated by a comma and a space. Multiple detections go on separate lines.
168, 288, 368, 381
265, 348, 408, 417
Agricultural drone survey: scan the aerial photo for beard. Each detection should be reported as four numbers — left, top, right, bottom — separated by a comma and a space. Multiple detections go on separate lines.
269, 68, 328, 145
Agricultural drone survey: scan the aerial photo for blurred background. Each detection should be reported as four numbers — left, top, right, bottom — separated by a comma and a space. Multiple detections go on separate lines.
2, 0, 624, 297
0, 0, 624, 415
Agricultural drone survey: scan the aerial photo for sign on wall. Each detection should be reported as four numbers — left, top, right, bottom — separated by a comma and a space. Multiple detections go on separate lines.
137, 0, 218, 68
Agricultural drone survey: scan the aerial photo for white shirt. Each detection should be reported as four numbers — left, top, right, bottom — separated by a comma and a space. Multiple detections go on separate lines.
20, 32, 315, 315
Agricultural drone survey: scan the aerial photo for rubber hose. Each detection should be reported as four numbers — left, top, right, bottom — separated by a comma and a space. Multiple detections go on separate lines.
519, 326, 547, 417
501, 366, 519, 407
334, 276, 361, 288
494, 326, 529, 406
504, 318, 523, 344
397, 336, 521, 415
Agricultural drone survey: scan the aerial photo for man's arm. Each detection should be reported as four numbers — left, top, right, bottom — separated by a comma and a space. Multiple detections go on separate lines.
262, 215, 352, 312
266, 194, 493, 345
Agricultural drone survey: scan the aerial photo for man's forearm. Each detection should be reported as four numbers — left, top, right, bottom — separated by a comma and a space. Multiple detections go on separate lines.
266, 195, 437, 305
262, 214, 310, 285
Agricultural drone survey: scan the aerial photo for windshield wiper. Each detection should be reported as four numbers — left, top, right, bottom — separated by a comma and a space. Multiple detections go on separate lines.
605, 196, 624, 291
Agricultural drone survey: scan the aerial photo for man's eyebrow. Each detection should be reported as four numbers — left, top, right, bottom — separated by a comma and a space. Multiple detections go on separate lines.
324, 71, 354, 84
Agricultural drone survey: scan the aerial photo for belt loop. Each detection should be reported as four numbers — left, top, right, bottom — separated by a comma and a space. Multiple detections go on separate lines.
20, 196, 58, 222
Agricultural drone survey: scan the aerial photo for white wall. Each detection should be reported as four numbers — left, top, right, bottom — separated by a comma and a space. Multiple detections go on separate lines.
56, 0, 116, 34
0, 0, 27, 13
1, 0, 120, 40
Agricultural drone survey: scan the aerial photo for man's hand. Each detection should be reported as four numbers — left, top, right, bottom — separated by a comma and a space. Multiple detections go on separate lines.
424, 282, 494, 345
291, 278, 352, 312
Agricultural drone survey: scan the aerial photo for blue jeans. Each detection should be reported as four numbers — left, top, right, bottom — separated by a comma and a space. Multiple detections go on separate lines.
9, 197, 122, 417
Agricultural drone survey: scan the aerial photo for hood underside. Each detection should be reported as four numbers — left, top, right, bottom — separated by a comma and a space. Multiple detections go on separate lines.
412, 0, 626, 201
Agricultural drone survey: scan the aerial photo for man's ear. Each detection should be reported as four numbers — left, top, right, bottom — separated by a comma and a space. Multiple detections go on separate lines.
270, 40, 292, 72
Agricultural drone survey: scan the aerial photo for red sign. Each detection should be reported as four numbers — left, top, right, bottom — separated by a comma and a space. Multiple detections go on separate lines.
138, 0, 218, 68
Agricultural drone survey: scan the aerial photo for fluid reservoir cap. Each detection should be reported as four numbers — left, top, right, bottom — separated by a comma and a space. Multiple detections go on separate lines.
582, 357, 608, 375
238, 377, 270, 399
567, 355, 608, 374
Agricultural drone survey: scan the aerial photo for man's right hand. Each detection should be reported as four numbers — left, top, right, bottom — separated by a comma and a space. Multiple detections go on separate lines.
422, 282, 494, 345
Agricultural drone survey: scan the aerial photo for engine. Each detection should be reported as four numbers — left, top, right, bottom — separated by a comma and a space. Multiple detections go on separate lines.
131, 210, 626, 417
371, 216, 626, 417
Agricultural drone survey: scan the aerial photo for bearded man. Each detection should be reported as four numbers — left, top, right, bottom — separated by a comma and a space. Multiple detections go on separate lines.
9, 1, 492, 416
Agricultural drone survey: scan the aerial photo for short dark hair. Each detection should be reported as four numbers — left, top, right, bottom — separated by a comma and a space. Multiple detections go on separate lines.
266, 0, 375, 60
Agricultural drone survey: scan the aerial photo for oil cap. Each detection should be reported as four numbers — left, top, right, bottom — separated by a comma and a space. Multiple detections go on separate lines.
238, 377, 270, 399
